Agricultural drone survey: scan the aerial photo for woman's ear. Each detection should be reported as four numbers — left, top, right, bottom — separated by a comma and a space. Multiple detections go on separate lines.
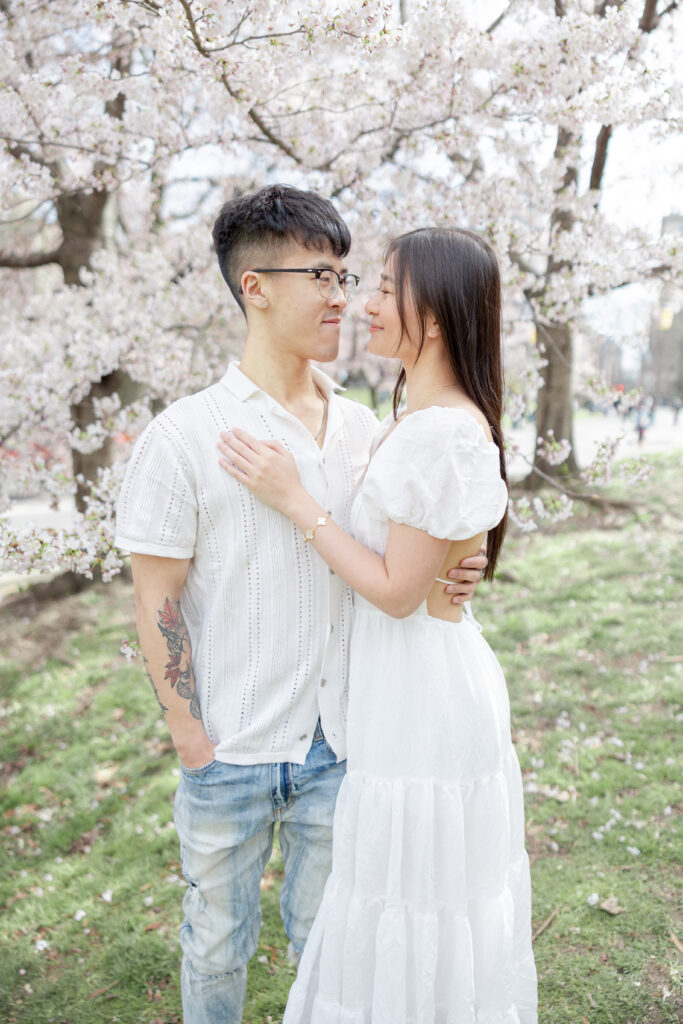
426, 316, 441, 340
241, 271, 268, 311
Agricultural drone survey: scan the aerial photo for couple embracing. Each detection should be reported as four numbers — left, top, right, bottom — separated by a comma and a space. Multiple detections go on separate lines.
116, 184, 537, 1024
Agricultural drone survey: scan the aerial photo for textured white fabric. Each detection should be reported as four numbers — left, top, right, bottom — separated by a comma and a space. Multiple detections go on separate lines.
115, 362, 378, 765
284, 407, 537, 1023
356, 407, 509, 542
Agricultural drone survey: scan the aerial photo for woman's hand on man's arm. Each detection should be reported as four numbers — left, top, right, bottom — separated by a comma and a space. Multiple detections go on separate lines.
444, 549, 488, 604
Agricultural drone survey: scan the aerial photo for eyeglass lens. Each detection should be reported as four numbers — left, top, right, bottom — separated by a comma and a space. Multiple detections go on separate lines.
317, 271, 358, 300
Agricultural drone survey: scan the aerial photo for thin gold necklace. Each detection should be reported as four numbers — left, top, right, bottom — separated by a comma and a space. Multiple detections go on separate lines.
313, 383, 328, 442
413, 383, 457, 412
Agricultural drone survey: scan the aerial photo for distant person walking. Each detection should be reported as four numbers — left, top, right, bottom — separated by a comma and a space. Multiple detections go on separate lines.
635, 400, 649, 445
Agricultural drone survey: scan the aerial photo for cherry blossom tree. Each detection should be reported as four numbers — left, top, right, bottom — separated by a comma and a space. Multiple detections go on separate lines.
1, 0, 681, 580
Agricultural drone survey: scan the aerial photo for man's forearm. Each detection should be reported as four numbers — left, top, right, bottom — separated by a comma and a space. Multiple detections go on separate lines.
137, 594, 214, 766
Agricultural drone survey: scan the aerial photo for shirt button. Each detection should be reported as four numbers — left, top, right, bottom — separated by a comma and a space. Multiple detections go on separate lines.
329, 568, 335, 575
329, 625, 334, 634
320, 678, 327, 687
299, 733, 307, 741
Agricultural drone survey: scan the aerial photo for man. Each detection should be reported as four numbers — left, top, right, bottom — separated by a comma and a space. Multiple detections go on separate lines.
115, 184, 486, 1024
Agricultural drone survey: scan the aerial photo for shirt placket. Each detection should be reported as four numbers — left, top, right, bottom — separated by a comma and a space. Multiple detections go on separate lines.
264, 398, 335, 747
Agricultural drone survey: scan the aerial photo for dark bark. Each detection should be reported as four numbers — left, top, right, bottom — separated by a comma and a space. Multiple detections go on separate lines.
525, 126, 581, 487
54, 187, 110, 285
589, 125, 613, 192
639, 0, 660, 30
533, 322, 579, 483
0, 248, 62, 269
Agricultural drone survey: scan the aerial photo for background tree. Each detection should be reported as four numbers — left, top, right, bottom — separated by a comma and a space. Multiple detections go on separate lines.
1, 0, 681, 579
514, 0, 681, 484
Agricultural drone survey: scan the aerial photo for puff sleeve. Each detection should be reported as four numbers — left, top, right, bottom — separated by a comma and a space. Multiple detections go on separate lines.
358, 407, 508, 540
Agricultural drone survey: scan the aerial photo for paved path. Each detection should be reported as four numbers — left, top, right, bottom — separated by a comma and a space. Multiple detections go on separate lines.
507, 405, 683, 481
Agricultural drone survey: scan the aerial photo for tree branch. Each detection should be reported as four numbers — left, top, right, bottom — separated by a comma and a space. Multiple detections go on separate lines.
638, 0, 679, 30
0, 248, 62, 269
486, 0, 518, 34
177, 0, 303, 164
126, 0, 161, 11
513, 450, 635, 510
595, 1, 627, 16
8, 141, 59, 176
206, 28, 307, 52
639, 0, 660, 31
588, 124, 612, 192
510, 249, 542, 278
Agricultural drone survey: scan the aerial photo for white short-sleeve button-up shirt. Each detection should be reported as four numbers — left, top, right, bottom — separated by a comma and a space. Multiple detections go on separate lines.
115, 362, 379, 765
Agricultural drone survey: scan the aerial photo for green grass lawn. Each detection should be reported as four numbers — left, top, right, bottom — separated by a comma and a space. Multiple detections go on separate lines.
1, 454, 681, 1024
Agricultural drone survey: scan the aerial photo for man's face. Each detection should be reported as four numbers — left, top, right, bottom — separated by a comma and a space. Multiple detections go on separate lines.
248, 241, 351, 363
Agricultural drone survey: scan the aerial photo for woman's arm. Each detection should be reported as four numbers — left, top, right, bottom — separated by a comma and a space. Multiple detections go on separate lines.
219, 429, 450, 618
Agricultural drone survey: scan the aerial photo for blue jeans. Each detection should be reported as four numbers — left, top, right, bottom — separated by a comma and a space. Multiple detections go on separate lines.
173, 722, 345, 1024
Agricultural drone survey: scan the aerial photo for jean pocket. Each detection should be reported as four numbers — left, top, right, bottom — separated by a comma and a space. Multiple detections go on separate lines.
180, 758, 219, 778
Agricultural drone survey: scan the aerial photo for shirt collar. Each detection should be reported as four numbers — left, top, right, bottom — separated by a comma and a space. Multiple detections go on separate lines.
220, 361, 343, 404
311, 364, 344, 401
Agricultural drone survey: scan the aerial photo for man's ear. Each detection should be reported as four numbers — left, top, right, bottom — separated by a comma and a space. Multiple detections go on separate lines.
241, 271, 268, 311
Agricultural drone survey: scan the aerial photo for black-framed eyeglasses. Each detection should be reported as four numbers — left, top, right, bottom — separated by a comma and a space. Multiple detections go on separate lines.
240, 268, 360, 300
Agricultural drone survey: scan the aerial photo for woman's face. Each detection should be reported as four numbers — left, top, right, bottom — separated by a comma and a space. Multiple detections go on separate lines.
365, 259, 420, 361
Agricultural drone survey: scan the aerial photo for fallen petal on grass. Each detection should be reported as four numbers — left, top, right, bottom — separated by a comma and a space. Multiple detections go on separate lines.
599, 896, 626, 915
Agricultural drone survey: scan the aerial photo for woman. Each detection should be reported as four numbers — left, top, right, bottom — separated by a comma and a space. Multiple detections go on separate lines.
219, 228, 537, 1023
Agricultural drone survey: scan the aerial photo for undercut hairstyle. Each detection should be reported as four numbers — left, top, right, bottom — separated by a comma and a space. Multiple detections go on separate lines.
385, 227, 508, 581
212, 184, 351, 313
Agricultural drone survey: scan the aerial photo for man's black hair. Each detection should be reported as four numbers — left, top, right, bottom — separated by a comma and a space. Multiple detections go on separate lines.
212, 184, 351, 311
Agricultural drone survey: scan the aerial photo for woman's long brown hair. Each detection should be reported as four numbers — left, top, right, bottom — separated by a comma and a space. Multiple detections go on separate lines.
386, 227, 507, 581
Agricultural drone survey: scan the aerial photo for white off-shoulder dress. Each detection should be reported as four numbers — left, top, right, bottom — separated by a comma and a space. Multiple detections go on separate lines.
284, 407, 538, 1024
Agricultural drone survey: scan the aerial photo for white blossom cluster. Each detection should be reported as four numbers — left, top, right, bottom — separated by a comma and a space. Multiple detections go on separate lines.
507, 492, 574, 534
535, 430, 572, 467
581, 436, 623, 486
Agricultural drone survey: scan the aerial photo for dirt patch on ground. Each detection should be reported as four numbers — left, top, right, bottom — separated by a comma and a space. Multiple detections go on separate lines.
0, 576, 136, 675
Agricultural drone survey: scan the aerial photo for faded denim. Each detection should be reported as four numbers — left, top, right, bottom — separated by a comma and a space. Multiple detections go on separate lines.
173, 723, 345, 1024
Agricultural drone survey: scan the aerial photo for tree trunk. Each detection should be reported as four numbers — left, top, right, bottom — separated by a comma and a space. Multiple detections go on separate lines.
525, 123, 581, 488
531, 321, 579, 485
56, 185, 142, 513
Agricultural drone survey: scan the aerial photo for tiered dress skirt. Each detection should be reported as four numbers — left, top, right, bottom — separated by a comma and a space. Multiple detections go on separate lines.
284, 598, 537, 1024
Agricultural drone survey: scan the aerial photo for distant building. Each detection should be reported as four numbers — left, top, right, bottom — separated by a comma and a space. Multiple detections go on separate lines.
599, 336, 623, 387
644, 215, 683, 401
